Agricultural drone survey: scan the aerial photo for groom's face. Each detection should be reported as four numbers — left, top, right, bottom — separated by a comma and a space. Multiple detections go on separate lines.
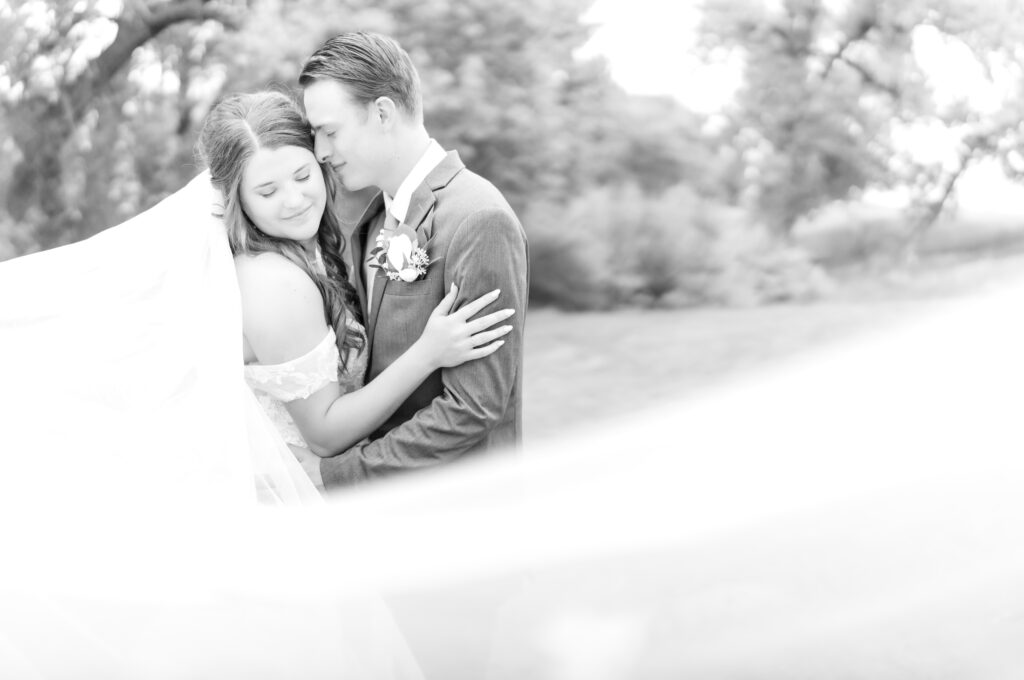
304, 79, 385, 192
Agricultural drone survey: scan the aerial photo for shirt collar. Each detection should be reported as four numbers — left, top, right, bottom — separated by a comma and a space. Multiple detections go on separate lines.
384, 139, 447, 225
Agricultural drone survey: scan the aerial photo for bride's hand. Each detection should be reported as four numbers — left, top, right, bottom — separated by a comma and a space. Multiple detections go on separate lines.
414, 284, 514, 370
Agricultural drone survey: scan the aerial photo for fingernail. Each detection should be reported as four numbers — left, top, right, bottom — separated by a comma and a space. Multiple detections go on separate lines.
503, 308, 514, 315
503, 325, 513, 331
492, 289, 501, 295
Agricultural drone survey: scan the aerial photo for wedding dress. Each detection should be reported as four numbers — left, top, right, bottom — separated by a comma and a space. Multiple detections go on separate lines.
245, 307, 369, 450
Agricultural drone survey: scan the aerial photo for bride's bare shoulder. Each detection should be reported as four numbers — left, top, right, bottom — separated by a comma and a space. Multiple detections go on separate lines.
234, 250, 301, 276
234, 252, 315, 296
233, 252, 327, 362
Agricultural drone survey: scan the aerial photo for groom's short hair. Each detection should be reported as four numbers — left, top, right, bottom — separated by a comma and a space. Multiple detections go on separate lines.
299, 32, 422, 120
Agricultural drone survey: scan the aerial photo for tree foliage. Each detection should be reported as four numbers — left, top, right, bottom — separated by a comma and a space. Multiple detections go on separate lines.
8, 0, 1023, 308
6, 0, 703, 253
700, 0, 1024, 249
1, 0, 247, 250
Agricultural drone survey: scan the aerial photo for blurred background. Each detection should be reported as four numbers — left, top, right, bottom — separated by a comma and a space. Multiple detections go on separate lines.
3, 0, 1024, 442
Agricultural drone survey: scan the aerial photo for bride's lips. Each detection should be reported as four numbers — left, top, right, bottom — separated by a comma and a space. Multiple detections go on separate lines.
283, 204, 313, 221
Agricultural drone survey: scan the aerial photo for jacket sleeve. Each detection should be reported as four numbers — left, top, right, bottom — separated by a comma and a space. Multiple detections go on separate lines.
320, 207, 528, 488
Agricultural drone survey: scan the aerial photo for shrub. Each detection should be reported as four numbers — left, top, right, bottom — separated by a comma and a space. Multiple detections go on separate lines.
793, 200, 909, 266
708, 225, 834, 306
526, 183, 832, 310
524, 196, 617, 310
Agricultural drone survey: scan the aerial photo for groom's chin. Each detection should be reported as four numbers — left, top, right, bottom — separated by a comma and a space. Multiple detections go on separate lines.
334, 182, 379, 214
340, 179, 367, 192
332, 172, 362, 193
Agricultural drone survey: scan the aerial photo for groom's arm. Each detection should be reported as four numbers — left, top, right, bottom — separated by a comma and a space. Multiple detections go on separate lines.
320, 207, 528, 488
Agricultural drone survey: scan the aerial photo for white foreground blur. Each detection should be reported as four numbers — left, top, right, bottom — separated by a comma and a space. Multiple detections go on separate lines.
2, 180, 1023, 675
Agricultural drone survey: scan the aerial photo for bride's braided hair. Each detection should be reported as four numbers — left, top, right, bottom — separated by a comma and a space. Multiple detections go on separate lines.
196, 90, 364, 366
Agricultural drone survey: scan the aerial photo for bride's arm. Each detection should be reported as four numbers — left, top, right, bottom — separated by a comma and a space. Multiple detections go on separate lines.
237, 253, 513, 457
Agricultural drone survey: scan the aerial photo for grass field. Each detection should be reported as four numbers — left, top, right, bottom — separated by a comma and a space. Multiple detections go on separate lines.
522, 252, 1024, 443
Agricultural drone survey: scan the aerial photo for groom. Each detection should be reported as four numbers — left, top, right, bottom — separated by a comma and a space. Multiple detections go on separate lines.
299, 32, 529, 490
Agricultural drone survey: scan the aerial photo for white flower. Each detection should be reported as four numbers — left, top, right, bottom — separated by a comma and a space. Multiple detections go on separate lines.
369, 225, 430, 282
386, 233, 414, 271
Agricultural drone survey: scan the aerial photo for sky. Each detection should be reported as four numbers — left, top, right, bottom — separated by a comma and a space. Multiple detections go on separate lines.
578, 0, 742, 114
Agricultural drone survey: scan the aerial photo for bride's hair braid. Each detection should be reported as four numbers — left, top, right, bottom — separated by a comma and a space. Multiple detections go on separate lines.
196, 90, 364, 366
316, 200, 364, 327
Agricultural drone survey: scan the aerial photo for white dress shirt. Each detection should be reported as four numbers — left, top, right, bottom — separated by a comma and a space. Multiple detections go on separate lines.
365, 139, 447, 310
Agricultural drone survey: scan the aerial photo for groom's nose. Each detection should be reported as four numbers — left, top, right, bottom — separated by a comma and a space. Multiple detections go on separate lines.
313, 133, 331, 164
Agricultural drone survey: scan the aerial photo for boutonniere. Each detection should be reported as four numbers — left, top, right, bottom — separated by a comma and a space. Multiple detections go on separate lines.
368, 223, 430, 282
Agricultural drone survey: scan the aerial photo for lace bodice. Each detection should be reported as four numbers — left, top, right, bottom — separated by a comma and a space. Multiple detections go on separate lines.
244, 323, 368, 448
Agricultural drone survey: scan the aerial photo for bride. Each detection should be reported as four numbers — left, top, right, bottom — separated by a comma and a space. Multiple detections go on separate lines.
0, 90, 513, 506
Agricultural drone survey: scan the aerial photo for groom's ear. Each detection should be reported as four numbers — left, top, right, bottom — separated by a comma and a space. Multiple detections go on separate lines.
372, 96, 399, 130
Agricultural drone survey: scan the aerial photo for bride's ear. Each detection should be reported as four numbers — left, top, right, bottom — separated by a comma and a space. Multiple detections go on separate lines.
372, 96, 398, 129
211, 190, 227, 219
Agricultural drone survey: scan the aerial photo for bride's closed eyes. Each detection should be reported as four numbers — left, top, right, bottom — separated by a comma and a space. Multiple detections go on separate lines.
256, 165, 314, 199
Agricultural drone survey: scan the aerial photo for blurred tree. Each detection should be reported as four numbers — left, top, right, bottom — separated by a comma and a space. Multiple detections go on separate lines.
699, 0, 1024, 251
893, 3, 1024, 259
578, 93, 719, 196
204, 0, 607, 214
0, 0, 244, 250
1, 0, 624, 252
700, 0, 918, 237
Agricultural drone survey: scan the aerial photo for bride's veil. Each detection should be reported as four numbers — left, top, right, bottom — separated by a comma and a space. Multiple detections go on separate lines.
0, 172, 417, 678
0, 171, 319, 513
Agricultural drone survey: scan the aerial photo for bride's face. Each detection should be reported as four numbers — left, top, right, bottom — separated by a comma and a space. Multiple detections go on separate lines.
239, 145, 327, 245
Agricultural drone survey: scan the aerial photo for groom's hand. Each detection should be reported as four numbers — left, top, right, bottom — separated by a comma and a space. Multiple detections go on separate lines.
288, 445, 325, 492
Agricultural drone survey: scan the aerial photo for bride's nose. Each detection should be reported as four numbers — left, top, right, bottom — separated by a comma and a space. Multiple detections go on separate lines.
281, 182, 305, 209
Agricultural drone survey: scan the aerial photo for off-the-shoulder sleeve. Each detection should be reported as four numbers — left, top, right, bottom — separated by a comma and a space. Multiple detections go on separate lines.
244, 329, 340, 402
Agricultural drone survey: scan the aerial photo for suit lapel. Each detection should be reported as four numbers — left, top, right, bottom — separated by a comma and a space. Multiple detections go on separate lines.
403, 183, 437, 244
405, 151, 465, 245
349, 192, 384, 321
365, 151, 467, 348
367, 268, 387, 348
350, 227, 368, 317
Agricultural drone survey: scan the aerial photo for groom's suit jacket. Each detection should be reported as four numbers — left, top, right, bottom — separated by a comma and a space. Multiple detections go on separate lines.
321, 151, 529, 488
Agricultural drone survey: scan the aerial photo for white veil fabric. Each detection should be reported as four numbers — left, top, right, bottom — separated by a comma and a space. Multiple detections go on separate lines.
3, 171, 1024, 677
0, 171, 320, 511
0, 173, 422, 679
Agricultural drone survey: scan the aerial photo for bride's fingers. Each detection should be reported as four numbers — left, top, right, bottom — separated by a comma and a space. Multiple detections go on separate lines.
452, 288, 501, 321
466, 339, 506, 360
466, 308, 515, 334
469, 325, 513, 347
430, 283, 459, 317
